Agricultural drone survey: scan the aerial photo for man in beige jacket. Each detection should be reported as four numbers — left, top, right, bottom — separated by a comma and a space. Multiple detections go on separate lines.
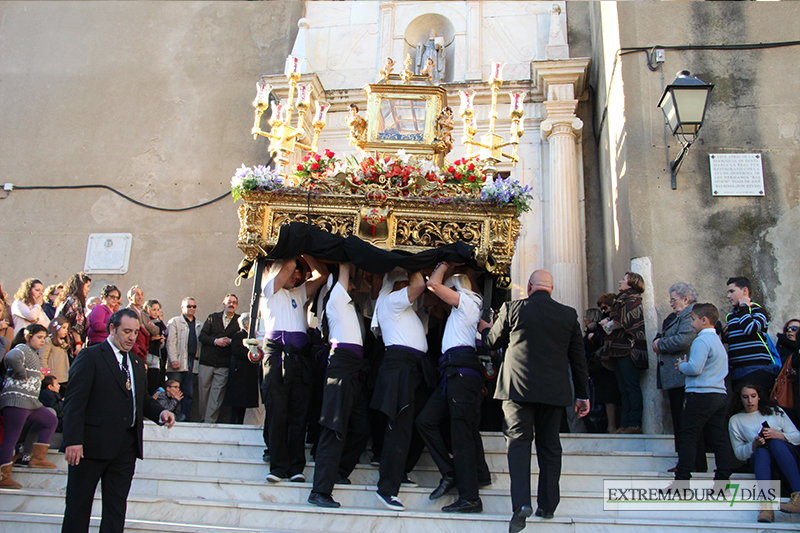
166, 297, 203, 421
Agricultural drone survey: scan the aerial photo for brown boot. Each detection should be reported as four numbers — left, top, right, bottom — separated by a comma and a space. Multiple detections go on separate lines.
780, 492, 800, 513
757, 502, 774, 523
28, 443, 57, 469
0, 462, 22, 489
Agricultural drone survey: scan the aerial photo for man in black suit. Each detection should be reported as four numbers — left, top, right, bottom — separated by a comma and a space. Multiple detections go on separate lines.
61, 308, 175, 533
198, 294, 240, 423
479, 270, 589, 533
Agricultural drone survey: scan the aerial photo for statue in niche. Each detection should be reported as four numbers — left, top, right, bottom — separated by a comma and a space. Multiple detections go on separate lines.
346, 103, 367, 147
415, 29, 445, 84
548, 5, 567, 47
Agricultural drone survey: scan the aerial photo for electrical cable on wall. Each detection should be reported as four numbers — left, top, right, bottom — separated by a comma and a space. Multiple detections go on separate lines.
2, 154, 276, 211
3, 184, 231, 212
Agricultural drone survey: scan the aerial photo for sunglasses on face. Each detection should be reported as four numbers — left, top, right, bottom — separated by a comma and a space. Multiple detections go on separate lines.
787, 326, 799, 332
185, 305, 197, 309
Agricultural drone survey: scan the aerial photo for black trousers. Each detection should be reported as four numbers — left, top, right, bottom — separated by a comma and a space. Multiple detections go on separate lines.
416, 373, 487, 500
62, 428, 137, 533
264, 355, 312, 478
503, 400, 563, 514
312, 390, 371, 495
376, 381, 429, 497
667, 386, 707, 470
676, 392, 733, 481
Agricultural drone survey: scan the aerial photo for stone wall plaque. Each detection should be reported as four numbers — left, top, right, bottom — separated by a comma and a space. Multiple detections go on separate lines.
84, 233, 132, 274
709, 153, 764, 196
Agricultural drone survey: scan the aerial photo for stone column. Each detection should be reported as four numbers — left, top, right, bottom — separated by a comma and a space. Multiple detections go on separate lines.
533, 59, 590, 313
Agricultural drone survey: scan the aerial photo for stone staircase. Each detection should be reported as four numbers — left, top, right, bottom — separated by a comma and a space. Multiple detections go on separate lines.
1, 422, 798, 532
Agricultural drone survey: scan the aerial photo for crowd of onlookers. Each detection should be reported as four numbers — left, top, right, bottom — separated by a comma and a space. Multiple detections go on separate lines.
582, 274, 800, 521
0, 269, 798, 520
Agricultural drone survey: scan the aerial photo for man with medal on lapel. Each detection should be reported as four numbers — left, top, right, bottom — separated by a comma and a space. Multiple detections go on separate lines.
61, 308, 175, 533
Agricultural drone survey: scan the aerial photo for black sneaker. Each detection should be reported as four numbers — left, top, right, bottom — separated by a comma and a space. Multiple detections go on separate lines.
400, 475, 418, 487
370, 454, 381, 466
308, 492, 341, 508
375, 491, 405, 511
15, 454, 31, 466
262, 449, 270, 463
335, 476, 351, 485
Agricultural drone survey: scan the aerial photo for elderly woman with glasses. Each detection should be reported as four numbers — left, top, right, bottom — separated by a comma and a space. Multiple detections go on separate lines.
652, 282, 707, 471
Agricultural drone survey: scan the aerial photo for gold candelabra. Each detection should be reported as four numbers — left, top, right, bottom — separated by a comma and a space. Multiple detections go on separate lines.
251, 55, 330, 181
458, 61, 525, 181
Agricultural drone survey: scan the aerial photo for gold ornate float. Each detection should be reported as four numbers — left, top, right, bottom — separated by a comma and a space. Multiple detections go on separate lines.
236, 54, 530, 283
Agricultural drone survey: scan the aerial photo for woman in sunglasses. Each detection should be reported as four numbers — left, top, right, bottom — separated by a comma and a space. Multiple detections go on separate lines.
776, 318, 800, 425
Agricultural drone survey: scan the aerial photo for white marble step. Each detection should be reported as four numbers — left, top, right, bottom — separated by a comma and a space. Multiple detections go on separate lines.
41, 440, 691, 475
2, 489, 799, 532
29, 452, 727, 493
7, 469, 789, 522
0, 511, 320, 533
144, 421, 678, 453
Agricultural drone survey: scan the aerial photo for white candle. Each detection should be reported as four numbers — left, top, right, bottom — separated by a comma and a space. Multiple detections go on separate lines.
459, 90, 475, 116
296, 84, 311, 107
509, 92, 526, 113
255, 81, 272, 107
490, 61, 503, 82
285, 55, 301, 76
313, 101, 330, 125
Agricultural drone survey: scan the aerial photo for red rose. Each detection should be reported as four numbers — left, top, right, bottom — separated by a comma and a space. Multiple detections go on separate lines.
468, 163, 475, 171
469, 176, 475, 182
314, 153, 322, 162
303, 155, 310, 162
311, 163, 320, 171
296, 164, 304, 171
448, 166, 456, 173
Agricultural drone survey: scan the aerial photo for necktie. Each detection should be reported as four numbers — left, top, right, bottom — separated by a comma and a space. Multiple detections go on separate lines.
121, 351, 135, 426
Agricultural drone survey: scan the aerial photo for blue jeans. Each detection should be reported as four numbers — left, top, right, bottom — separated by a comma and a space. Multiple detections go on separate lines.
167, 357, 194, 421
749, 438, 800, 493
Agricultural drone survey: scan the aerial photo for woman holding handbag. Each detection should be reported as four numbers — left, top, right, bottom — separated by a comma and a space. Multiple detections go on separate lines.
775, 319, 799, 426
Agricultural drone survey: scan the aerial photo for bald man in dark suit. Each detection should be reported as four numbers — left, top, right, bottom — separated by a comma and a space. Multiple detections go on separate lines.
61, 308, 175, 533
479, 270, 589, 533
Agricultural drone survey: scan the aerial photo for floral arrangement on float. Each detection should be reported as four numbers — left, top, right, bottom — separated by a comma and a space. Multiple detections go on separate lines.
231, 149, 533, 215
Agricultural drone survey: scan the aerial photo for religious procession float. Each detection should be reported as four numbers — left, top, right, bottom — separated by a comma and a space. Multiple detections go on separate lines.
232, 53, 532, 292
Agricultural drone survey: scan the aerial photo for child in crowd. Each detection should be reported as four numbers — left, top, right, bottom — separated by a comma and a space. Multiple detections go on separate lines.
153, 379, 183, 419
673, 303, 733, 483
39, 375, 65, 432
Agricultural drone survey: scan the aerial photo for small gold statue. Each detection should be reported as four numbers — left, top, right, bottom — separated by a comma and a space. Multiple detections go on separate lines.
422, 58, 436, 84
378, 57, 395, 84
346, 103, 367, 147
434, 106, 455, 153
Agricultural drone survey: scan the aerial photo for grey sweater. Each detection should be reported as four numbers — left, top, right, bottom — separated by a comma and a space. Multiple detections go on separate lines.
0, 344, 44, 410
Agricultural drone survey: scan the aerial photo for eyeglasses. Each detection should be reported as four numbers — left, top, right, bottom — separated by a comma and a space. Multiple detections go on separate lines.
787, 326, 800, 332
185, 305, 197, 309
600, 305, 610, 311
107, 295, 120, 300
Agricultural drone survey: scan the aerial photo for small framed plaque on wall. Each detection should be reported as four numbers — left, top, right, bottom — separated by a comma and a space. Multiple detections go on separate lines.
709, 153, 764, 196
84, 233, 132, 274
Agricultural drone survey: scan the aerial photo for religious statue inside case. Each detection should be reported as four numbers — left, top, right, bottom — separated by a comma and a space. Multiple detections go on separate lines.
236, 51, 531, 289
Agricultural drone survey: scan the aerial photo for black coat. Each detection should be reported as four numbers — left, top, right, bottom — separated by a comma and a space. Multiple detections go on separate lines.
61, 340, 164, 460
199, 312, 241, 368
223, 330, 260, 408
483, 290, 589, 407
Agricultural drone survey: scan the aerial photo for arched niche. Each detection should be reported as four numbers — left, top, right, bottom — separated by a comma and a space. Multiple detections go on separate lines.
404, 14, 455, 83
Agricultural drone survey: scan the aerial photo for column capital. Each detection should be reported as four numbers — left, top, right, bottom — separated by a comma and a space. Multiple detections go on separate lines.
541, 117, 583, 142
530, 58, 591, 101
